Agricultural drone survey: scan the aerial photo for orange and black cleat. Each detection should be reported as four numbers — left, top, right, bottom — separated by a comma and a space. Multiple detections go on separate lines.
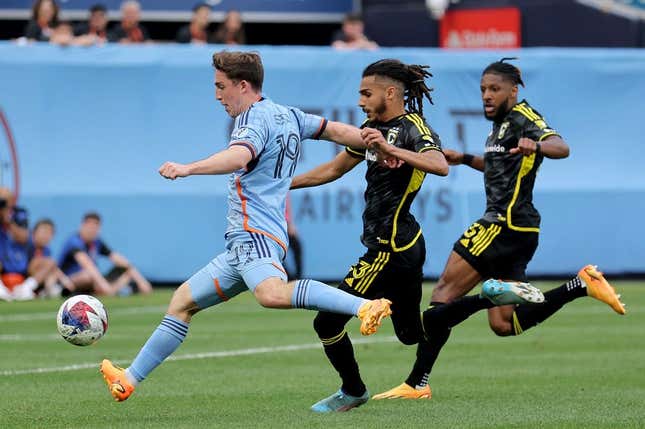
100, 359, 135, 402
357, 298, 392, 335
579, 265, 626, 315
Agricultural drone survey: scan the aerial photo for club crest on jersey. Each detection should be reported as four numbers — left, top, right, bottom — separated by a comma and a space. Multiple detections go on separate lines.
498, 122, 510, 139
386, 128, 400, 145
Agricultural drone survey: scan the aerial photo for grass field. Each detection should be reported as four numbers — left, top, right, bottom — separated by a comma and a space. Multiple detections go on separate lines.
1, 281, 644, 428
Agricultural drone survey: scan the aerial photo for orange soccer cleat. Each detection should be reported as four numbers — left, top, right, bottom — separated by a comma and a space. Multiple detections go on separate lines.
357, 298, 392, 335
100, 359, 135, 402
372, 383, 432, 400
578, 265, 626, 315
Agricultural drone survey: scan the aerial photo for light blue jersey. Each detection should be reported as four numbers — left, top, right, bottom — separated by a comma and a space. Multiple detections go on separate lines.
187, 97, 327, 308
225, 97, 326, 254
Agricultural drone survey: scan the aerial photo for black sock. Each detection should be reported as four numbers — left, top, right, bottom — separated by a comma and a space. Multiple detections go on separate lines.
405, 328, 451, 388
320, 331, 366, 397
512, 276, 587, 335
422, 296, 494, 333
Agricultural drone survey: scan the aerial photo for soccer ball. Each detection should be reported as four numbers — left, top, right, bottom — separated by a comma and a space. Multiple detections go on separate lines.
56, 295, 108, 346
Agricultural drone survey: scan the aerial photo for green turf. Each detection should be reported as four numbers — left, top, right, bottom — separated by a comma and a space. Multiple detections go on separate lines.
1, 281, 643, 428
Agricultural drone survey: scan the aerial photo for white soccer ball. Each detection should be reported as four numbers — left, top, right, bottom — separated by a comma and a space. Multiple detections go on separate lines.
56, 295, 108, 346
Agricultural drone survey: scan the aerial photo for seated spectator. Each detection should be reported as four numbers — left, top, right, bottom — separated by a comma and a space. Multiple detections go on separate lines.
24, 0, 59, 42
28, 218, 74, 297
213, 10, 245, 45
59, 212, 152, 296
176, 3, 212, 44
0, 188, 47, 301
74, 3, 108, 44
331, 13, 378, 50
108, 0, 150, 44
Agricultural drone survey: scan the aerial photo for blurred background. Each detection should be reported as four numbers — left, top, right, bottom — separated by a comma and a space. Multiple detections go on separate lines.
0, 0, 643, 285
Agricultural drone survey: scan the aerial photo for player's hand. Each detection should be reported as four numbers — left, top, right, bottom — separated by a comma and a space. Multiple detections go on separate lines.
510, 137, 538, 156
159, 162, 190, 180
443, 149, 464, 165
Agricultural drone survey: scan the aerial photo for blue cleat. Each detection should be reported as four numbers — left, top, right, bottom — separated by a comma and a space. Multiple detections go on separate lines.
481, 279, 545, 305
310, 389, 369, 412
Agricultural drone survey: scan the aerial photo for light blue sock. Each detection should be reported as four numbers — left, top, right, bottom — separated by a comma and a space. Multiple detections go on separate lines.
291, 279, 367, 315
126, 315, 189, 383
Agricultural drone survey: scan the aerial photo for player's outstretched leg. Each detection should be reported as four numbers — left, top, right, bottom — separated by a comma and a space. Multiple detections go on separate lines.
579, 265, 626, 314
311, 389, 370, 413
481, 279, 545, 305
289, 279, 392, 335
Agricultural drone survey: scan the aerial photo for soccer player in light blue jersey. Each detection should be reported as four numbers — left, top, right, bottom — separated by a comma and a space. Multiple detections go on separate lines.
100, 51, 393, 402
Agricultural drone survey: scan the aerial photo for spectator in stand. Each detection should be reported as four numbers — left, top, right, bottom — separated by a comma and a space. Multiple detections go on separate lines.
49, 21, 99, 46
108, 0, 149, 44
176, 3, 212, 44
213, 10, 245, 45
28, 218, 74, 297
59, 212, 152, 296
331, 13, 378, 50
0, 188, 51, 301
24, 0, 59, 42
74, 4, 108, 44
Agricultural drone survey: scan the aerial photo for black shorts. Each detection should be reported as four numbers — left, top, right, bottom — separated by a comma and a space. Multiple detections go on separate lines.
452, 218, 538, 282
339, 235, 425, 318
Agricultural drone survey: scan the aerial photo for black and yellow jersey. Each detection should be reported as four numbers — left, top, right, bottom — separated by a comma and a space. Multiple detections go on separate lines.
483, 99, 560, 231
346, 112, 442, 251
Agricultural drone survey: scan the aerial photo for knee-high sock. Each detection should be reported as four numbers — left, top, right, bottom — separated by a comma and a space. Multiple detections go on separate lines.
511, 276, 587, 335
291, 279, 366, 315
320, 330, 366, 396
126, 315, 189, 383
405, 330, 451, 388
422, 295, 494, 333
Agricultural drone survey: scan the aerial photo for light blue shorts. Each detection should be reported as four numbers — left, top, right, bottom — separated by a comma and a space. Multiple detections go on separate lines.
187, 235, 287, 309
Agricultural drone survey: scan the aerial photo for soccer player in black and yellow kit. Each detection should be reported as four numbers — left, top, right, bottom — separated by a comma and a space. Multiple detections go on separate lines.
373, 58, 626, 401
292, 59, 536, 412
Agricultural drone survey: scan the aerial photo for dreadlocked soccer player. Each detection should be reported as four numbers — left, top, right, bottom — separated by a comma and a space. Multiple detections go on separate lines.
291, 59, 541, 412
373, 58, 626, 401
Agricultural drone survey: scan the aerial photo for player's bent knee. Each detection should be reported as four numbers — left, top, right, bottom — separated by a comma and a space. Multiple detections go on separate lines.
394, 329, 420, 345
313, 312, 347, 337
253, 279, 290, 308
489, 320, 513, 337
167, 282, 200, 322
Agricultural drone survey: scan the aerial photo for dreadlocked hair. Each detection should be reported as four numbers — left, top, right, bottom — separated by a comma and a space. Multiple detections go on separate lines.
362, 59, 434, 117
482, 57, 524, 87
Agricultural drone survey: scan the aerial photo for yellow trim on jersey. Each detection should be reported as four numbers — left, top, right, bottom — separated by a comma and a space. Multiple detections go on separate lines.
406, 113, 431, 136
346, 146, 365, 157
512, 312, 523, 335
538, 132, 558, 141
356, 252, 390, 294
390, 168, 426, 252
506, 153, 540, 232
513, 104, 541, 122
320, 330, 347, 346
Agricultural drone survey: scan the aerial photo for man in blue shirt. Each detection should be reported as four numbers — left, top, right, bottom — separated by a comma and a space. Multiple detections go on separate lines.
59, 212, 152, 296
100, 51, 393, 403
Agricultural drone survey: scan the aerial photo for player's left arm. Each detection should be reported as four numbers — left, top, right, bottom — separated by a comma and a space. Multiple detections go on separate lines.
510, 107, 569, 159
159, 146, 253, 179
361, 127, 448, 176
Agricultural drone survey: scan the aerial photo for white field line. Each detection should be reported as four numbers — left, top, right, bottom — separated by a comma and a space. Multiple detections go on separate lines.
0, 336, 399, 377
0, 305, 168, 322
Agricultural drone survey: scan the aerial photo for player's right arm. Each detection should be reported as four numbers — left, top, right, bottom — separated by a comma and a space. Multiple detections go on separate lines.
291, 151, 362, 189
444, 149, 485, 172
319, 121, 366, 149
159, 146, 253, 179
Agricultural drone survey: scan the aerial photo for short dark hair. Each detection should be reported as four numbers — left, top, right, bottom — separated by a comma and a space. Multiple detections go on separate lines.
192, 2, 210, 12
482, 57, 525, 87
362, 58, 434, 117
33, 218, 54, 231
83, 212, 101, 223
212, 51, 264, 91
344, 13, 363, 23
89, 3, 107, 14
